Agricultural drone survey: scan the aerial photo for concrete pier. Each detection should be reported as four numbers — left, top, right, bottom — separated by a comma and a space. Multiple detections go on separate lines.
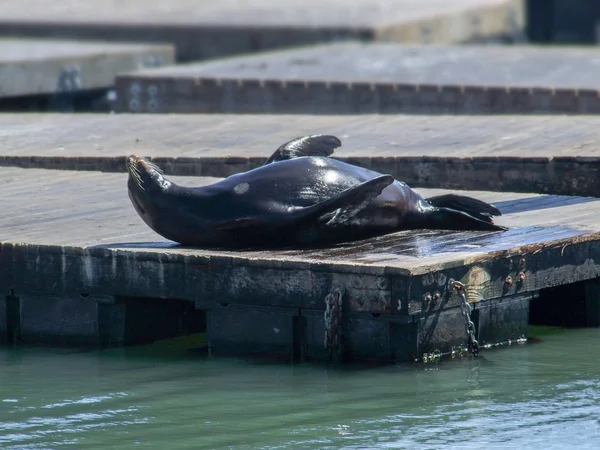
0, 114, 599, 197
0, 0, 525, 62
0, 38, 174, 111
114, 42, 600, 114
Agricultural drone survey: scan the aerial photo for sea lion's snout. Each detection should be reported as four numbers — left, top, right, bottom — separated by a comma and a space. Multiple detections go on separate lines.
127, 154, 153, 176
127, 155, 142, 164
127, 155, 149, 191
127, 155, 169, 192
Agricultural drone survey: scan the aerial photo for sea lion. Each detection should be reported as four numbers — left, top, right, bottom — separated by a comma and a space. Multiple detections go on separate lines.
126, 135, 506, 249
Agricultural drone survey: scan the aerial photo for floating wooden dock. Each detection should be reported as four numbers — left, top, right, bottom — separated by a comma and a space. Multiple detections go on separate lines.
1, 167, 599, 362
115, 42, 600, 115
0, 38, 174, 111
0, 0, 525, 62
0, 113, 599, 197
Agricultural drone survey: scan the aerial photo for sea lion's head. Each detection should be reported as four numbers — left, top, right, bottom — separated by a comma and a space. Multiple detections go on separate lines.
126, 155, 172, 225
126, 155, 171, 193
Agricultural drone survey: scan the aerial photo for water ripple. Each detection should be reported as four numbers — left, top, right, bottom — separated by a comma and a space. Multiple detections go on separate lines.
1, 329, 599, 449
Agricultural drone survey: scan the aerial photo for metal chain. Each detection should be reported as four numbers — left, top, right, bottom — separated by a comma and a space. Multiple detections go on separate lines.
450, 280, 480, 357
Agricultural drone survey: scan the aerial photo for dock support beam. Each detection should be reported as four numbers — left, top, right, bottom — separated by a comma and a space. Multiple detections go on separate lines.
417, 293, 531, 359
530, 278, 600, 327
0, 292, 205, 347
206, 304, 299, 360
8, 280, 599, 361
0, 292, 21, 346
203, 292, 531, 364
584, 279, 600, 327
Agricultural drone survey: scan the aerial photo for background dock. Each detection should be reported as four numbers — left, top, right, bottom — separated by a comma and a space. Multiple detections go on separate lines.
1, 167, 599, 361
527, 0, 600, 44
0, 0, 525, 62
0, 38, 174, 112
115, 42, 600, 115
0, 113, 598, 197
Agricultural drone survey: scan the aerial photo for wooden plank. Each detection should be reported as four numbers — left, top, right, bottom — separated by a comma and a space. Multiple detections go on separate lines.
114, 42, 600, 114
0, 113, 600, 196
0, 39, 174, 98
0, 166, 598, 272
0, 0, 525, 62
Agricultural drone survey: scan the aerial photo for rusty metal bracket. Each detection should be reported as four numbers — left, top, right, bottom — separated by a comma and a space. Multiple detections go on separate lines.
324, 285, 345, 363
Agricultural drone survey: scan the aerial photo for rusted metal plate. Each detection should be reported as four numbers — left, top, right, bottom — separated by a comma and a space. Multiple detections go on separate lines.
0, 39, 174, 98
0, 0, 525, 61
114, 42, 600, 114
1, 114, 600, 196
1, 167, 600, 317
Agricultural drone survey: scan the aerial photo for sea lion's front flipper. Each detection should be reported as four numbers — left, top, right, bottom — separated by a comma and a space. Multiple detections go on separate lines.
264, 135, 342, 165
215, 175, 393, 236
295, 175, 394, 226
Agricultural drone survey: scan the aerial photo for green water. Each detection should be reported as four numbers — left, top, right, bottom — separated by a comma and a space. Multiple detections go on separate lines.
1, 327, 599, 450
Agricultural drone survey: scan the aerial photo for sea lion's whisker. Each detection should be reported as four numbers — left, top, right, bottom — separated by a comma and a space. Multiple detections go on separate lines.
127, 159, 146, 191
145, 159, 164, 174
134, 173, 145, 191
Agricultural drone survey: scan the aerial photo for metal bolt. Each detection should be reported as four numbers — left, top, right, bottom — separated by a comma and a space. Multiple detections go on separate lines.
505, 276, 513, 287
433, 291, 441, 302
450, 280, 465, 291
518, 272, 526, 283
424, 292, 432, 303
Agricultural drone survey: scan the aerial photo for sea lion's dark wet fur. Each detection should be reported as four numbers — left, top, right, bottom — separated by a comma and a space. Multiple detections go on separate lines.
127, 135, 506, 249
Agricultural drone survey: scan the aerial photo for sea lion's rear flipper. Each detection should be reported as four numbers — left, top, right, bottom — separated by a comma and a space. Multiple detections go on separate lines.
296, 175, 394, 226
264, 135, 342, 165
426, 194, 501, 223
424, 207, 507, 231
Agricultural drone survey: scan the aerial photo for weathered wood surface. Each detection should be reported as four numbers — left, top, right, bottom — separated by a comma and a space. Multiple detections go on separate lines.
0, 39, 174, 98
0, 0, 525, 62
1, 167, 600, 319
115, 42, 600, 114
0, 114, 599, 196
